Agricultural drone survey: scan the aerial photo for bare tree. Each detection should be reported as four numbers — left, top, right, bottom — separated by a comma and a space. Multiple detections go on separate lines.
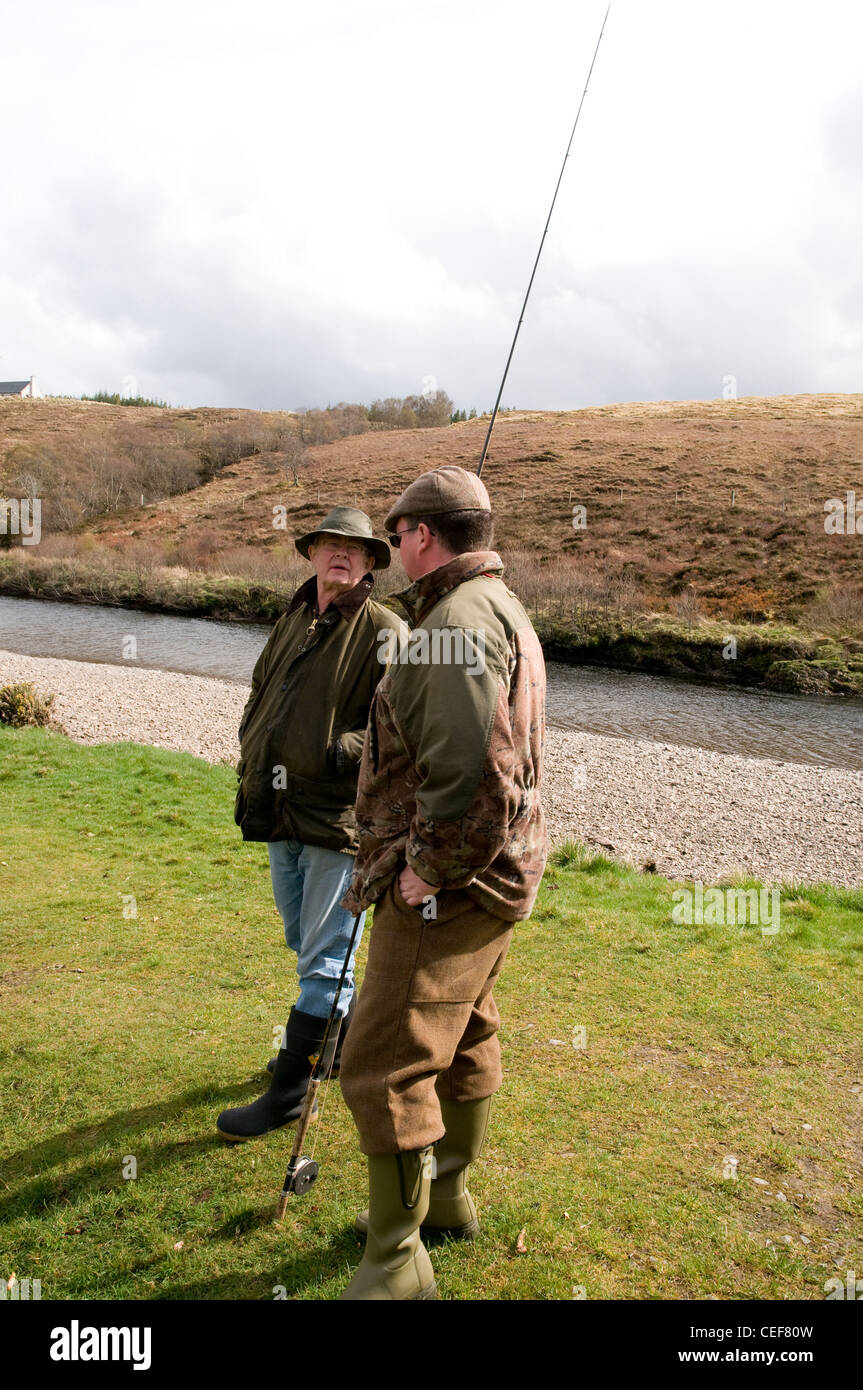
281, 433, 309, 487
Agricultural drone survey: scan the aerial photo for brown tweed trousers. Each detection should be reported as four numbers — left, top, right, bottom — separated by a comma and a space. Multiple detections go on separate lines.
338, 879, 513, 1155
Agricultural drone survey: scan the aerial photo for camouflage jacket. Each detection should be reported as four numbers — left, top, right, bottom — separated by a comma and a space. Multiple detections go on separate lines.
342, 551, 547, 921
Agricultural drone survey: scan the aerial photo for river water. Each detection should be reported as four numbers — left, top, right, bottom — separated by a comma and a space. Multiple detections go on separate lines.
1, 595, 861, 770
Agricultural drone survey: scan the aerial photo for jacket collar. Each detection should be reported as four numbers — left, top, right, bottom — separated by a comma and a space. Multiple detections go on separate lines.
395, 551, 504, 626
286, 573, 375, 621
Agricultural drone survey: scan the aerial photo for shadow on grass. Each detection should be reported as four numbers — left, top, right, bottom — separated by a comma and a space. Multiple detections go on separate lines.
158, 1229, 360, 1301
0, 1078, 263, 1219
62, 1212, 361, 1301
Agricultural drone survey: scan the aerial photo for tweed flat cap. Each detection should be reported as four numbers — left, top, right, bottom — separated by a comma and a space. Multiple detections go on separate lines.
384, 465, 491, 532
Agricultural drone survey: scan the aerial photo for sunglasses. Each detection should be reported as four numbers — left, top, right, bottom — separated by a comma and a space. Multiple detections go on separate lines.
388, 526, 418, 549
389, 524, 435, 548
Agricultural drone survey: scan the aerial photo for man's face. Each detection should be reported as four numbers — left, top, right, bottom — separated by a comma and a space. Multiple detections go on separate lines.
309, 535, 373, 590
393, 519, 423, 581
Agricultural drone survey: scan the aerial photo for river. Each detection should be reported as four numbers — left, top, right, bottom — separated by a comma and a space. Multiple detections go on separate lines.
1, 595, 861, 770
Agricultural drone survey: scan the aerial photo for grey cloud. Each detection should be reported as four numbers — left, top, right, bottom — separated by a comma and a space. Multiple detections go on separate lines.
3, 136, 862, 411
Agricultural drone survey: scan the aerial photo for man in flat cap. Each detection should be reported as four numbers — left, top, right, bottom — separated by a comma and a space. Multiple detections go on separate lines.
217, 507, 405, 1141
337, 466, 547, 1299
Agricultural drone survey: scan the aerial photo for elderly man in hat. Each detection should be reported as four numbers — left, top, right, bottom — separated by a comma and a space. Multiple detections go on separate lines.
217, 506, 404, 1141
336, 466, 547, 1299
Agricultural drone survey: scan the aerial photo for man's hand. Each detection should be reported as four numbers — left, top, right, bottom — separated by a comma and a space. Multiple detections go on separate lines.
398, 865, 438, 908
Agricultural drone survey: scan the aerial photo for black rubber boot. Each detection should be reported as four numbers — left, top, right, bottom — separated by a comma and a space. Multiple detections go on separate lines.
266, 992, 355, 1078
217, 1007, 327, 1141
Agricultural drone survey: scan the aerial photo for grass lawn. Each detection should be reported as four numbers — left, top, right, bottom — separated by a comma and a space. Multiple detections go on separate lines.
1, 727, 861, 1301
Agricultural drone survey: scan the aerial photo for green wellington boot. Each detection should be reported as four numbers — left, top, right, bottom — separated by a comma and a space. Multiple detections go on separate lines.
339, 1146, 437, 1301
355, 1095, 492, 1241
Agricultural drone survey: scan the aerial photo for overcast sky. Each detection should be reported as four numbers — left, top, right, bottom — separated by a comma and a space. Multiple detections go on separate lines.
1, 0, 862, 412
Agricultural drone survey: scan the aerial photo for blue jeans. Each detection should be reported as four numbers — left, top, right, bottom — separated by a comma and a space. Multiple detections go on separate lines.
267, 840, 366, 1019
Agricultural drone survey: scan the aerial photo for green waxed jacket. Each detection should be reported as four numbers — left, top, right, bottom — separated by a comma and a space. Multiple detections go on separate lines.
343, 551, 548, 921
234, 574, 406, 853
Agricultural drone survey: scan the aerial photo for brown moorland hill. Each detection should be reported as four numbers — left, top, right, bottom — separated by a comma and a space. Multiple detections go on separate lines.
3, 393, 862, 623
0, 397, 297, 532
0, 397, 293, 458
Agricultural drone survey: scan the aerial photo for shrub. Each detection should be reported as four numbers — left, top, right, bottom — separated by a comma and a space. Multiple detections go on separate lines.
296, 404, 370, 445
196, 423, 276, 480
368, 391, 454, 430
0, 682, 56, 727
81, 392, 170, 407
804, 585, 863, 641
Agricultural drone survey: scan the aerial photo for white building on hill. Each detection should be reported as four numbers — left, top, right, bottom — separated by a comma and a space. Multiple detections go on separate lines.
0, 376, 42, 398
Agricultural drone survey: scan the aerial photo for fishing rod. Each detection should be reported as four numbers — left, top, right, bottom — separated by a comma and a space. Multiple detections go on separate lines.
477, 2, 612, 479
275, 912, 363, 1217
274, 5, 612, 1220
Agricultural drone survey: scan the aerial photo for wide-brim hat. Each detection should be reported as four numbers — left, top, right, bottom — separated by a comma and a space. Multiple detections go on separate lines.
294, 505, 391, 569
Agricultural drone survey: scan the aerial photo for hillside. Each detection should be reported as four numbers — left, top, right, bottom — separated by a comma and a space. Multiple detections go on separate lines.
2, 393, 862, 624
0, 397, 293, 461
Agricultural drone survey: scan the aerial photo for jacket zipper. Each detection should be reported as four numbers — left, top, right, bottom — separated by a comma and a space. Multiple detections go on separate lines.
369, 692, 380, 772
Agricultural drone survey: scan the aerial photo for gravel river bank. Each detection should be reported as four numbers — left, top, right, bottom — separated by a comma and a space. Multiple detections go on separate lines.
3, 649, 861, 888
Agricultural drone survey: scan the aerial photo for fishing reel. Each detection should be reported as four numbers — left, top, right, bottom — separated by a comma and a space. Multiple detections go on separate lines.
287, 1156, 319, 1196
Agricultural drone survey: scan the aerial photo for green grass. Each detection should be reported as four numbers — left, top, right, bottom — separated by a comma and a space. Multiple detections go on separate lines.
1, 728, 861, 1300
536, 614, 863, 697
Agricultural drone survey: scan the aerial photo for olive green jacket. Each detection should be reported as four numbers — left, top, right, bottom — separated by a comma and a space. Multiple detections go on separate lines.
343, 551, 548, 920
234, 574, 406, 853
